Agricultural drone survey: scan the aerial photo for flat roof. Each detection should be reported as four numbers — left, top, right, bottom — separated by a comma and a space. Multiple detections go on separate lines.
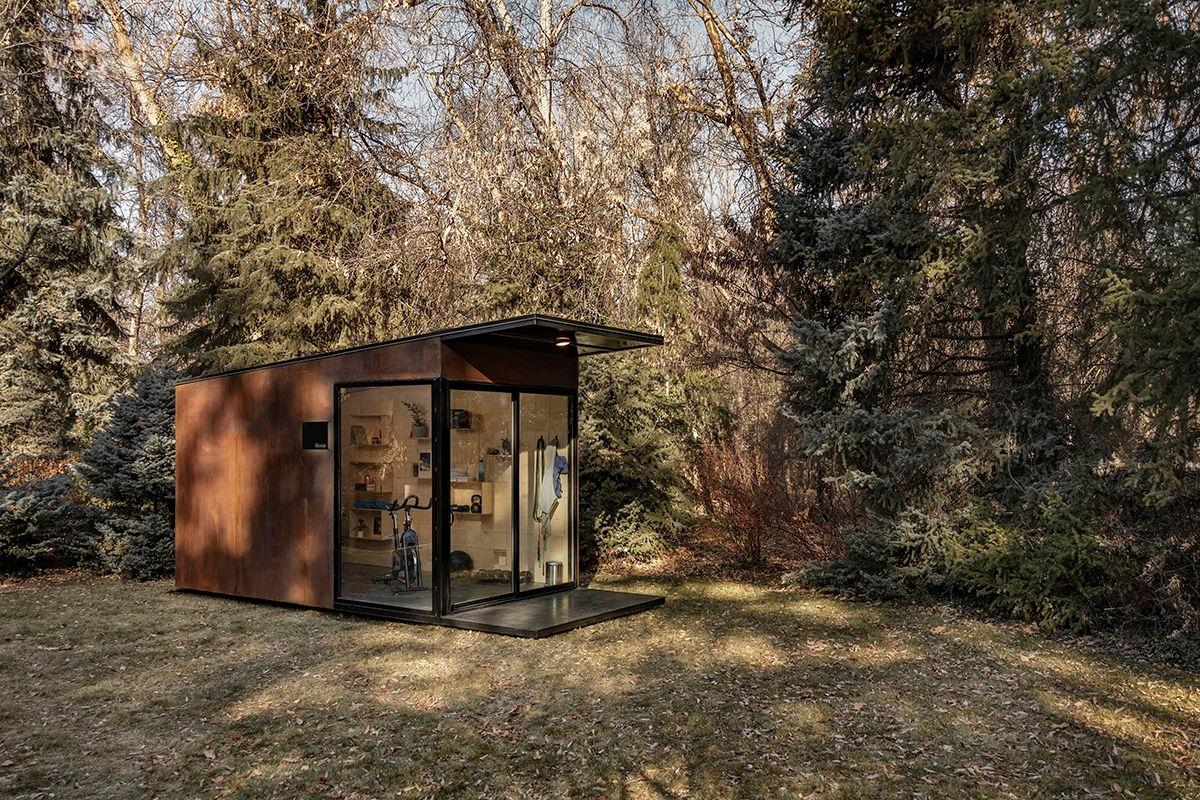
176, 315, 664, 384
441, 315, 663, 356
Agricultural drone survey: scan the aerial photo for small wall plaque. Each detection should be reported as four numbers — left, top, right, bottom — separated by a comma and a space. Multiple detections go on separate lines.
302, 421, 329, 450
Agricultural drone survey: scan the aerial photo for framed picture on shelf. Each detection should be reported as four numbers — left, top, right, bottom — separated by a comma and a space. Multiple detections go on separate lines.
419, 452, 431, 472
350, 425, 367, 445
373, 515, 382, 537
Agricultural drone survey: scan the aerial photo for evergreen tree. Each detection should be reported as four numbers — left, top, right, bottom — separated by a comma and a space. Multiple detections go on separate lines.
775, 0, 1200, 627
75, 360, 176, 520
96, 513, 174, 581
0, 467, 100, 574
1077, 1, 1200, 497
0, 0, 133, 455
579, 355, 723, 563
74, 360, 177, 580
635, 221, 689, 335
777, 0, 1200, 503
162, 0, 409, 375
777, 0, 1067, 514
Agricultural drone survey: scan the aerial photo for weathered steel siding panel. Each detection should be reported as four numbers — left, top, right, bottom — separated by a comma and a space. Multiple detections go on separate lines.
175, 339, 440, 608
336, 337, 440, 384
230, 367, 319, 606
175, 376, 244, 597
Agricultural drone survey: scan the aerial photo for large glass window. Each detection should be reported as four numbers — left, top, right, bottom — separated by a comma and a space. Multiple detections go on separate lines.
448, 389, 515, 606
338, 384, 573, 615
519, 393, 572, 589
338, 384, 433, 611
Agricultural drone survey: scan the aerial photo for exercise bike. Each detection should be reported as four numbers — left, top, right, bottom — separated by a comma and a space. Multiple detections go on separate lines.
354, 494, 431, 592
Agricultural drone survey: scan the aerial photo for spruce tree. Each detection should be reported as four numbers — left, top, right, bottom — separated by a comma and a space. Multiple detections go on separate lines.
0, 467, 100, 573
776, 0, 1067, 515
0, 0, 133, 455
776, 0, 1200, 504
1076, 1, 1200, 496
162, 0, 408, 375
75, 360, 177, 580
75, 360, 176, 520
774, 0, 1200, 622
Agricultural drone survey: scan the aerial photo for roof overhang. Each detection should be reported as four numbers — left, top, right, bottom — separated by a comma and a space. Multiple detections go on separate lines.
176, 315, 663, 384
439, 315, 663, 356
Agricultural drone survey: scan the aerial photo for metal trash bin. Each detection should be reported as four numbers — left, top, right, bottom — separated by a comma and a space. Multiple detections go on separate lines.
545, 561, 563, 585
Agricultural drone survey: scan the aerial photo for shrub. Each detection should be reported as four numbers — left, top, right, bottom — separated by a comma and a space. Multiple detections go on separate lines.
587, 502, 671, 562
0, 467, 101, 573
783, 510, 950, 600
946, 494, 1112, 632
696, 410, 843, 564
788, 493, 1113, 634
1090, 465, 1200, 641
97, 514, 175, 581
578, 355, 719, 565
0, 361, 178, 578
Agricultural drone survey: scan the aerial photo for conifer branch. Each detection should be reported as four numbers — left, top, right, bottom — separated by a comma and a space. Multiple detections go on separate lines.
0, 223, 42, 288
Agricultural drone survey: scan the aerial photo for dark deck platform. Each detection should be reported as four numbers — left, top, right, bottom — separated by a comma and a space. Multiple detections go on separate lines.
441, 588, 664, 638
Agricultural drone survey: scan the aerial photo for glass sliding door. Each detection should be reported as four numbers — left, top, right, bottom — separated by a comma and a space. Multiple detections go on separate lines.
519, 393, 573, 590
338, 384, 433, 611
448, 389, 516, 606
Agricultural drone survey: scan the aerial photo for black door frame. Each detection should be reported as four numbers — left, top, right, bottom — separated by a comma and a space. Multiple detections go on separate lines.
444, 381, 578, 613
332, 379, 577, 621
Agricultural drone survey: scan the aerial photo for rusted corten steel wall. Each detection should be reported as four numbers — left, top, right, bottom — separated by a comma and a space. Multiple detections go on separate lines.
175, 336, 578, 608
176, 339, 439, 607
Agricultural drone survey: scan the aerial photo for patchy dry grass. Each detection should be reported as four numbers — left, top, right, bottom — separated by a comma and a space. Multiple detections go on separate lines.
1, 574, 1198, 799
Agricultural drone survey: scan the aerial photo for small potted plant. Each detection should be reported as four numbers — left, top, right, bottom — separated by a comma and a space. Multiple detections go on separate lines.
403, 401, 429, 439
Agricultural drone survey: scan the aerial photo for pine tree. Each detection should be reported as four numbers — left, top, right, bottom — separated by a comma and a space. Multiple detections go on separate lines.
161, 0, 409, 375
0, 0, 133, 455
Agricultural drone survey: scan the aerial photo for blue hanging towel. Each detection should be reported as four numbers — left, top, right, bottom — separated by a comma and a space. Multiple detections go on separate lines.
552, 454, 569, 497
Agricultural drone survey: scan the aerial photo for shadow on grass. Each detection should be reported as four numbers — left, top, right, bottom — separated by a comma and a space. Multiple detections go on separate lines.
1, 576, 1198, 799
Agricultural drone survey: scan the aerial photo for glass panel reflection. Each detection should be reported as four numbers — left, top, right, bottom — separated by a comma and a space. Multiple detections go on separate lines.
519, 393, 572, 589
449, 389, 515, 606
338, 384, 433, 611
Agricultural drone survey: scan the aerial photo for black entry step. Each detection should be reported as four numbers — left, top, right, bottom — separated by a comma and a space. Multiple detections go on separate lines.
441, 588, 664, 638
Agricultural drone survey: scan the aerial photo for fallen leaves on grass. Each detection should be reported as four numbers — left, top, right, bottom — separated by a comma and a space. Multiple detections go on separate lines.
0, 575, 1197, 800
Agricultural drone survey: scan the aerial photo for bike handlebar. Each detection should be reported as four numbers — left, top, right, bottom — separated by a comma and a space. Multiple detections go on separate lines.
355, 497, 433, 514
390, 494, 432, 512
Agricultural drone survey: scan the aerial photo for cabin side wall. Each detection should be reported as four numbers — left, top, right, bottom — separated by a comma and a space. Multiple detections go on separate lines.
175, 376, 243, 598
175, 339, 440, 607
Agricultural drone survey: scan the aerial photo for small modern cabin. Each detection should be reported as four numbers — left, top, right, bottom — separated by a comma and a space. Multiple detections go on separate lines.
174, 316, 665, 637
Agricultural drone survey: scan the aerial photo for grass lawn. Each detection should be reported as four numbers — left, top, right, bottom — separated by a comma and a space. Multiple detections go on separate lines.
1, 574, 1198, 799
